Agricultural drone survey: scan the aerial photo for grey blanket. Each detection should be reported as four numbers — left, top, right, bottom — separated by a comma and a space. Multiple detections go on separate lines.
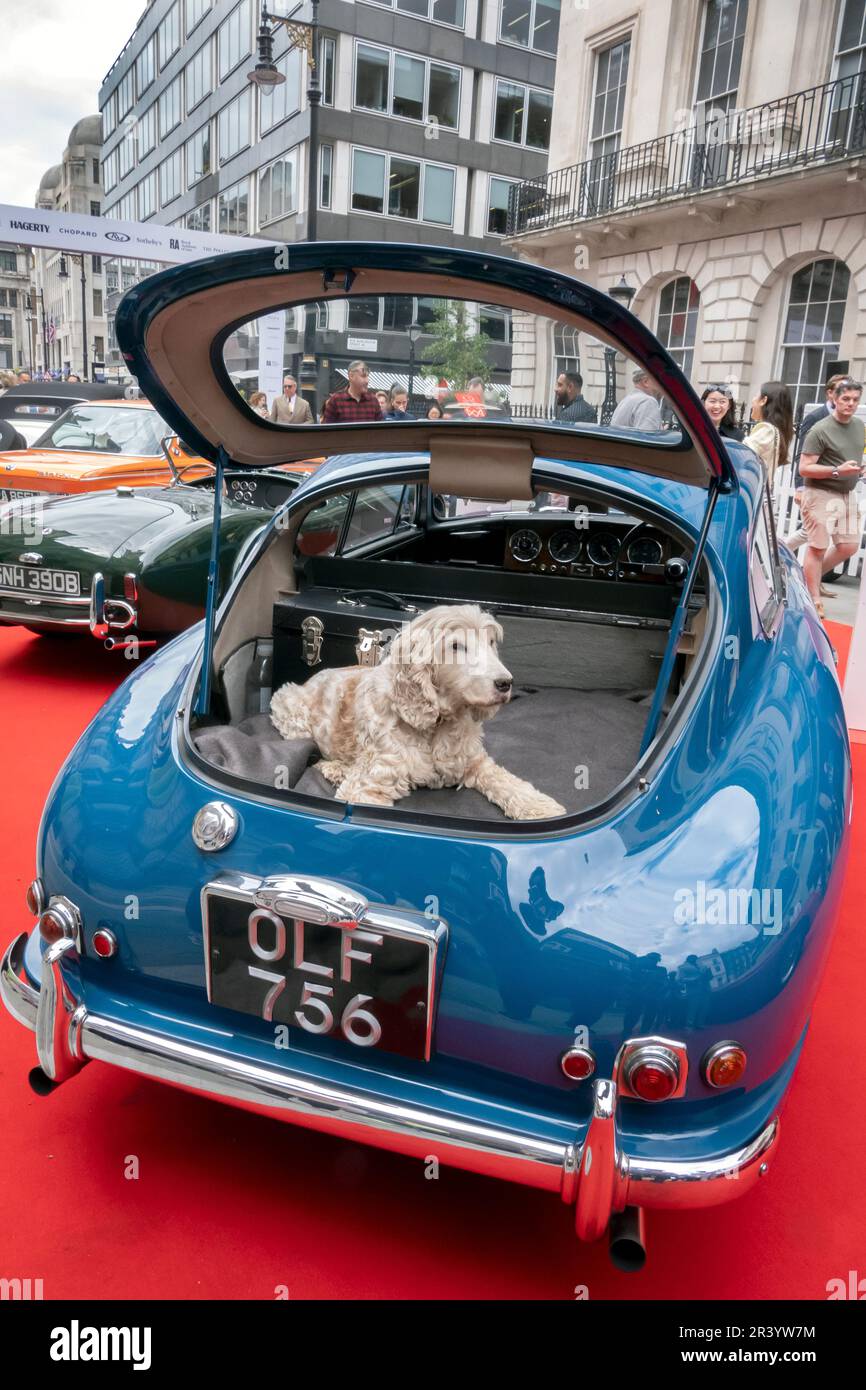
194, 686, 650, 820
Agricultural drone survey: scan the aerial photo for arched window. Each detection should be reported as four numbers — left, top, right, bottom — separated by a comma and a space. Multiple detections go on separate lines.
554, 325, 580, 376
780, 258, 850, 411
656, 277, 700, 378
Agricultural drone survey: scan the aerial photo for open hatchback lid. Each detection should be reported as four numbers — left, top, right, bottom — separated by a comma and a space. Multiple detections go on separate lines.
115, 242, 737, 494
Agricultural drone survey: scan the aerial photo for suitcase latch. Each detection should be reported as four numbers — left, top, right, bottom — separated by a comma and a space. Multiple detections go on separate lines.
301, 615, 324, 667
356, 628, 396, 667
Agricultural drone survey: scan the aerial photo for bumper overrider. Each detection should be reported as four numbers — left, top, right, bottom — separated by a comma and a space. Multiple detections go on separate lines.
0, 571, 136, 641
1, 932, 779, 1243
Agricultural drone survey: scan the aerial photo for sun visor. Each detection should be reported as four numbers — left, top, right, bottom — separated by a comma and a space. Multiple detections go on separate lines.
115, 242, 736, 490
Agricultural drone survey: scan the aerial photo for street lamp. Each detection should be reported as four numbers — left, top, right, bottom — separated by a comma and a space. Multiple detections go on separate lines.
601, 276, 637, 424
59, 253, 89, 381
407, 321, 422, 411
249, 3, 322, 408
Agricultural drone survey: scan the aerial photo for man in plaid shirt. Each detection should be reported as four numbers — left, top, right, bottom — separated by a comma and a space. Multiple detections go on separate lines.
321, 361, 384, 423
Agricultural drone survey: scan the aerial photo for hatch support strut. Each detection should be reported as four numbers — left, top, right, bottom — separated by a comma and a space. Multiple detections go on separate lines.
639, 477, 722, 756
195, 444, 228, 717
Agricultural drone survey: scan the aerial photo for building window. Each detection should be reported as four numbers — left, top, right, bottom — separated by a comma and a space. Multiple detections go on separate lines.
93, 288, 104, 317
499, 0, 560, 55
0, 315, 13, 338
0, 252, 17, 273
554, 326, 581, 376
830, 0, 866, 144
219, 0, 251, 81
585, 36, 631, 212
186, 201, 213, 231
94, 336, 105, 360
136, 35, 157, 94
218, 178, 250, 234
656, 277, 700, 378
350, 148, 455, 225
159, 149, 183, 205
320, 143, 333, 208
479, 305, 511, 342
186, 125, 212, 184
320, 35, 336, 105
218, 87, 252, 164
186, 0, 212, 32
493, 79, 552, 148
92, 158, 100, 182
259, 48, 301, 133
103, 150, 118, 193
118, 129, 136, 178
361, 0, 465, 28
90, 200, 101, 217
692, 0, 749, 184
159, 1, 182, 68
139, 103, 157, 156
138, 170, 158, 219
102, 91, 117, 139
117, 67, 135, 120
486, 175, 518, 235
92, 256, 102, 274
354, 43, 460, 130
258, 150, 298, 225
186, 40, 212, 112
780, 258, 851, 412
0, 290, 17, 307
159, 75, 183, 138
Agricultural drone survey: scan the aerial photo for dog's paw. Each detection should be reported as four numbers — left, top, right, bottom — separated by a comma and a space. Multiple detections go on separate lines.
317, 760, 347, 786
510, 791, 567, 820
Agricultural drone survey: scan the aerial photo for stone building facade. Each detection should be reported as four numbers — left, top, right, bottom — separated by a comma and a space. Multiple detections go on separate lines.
506, 0, 866, 418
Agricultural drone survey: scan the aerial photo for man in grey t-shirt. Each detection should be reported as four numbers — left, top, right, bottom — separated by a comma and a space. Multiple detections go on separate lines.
611, 369, 663, 431
798, 378, 865, 616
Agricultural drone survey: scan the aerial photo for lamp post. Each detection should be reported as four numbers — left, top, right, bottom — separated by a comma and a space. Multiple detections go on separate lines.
23, 297, 36, 379
407, 321, 422, 411
248, 3, 321, 410
59, 253, 89, 380
601, 275, 636, 425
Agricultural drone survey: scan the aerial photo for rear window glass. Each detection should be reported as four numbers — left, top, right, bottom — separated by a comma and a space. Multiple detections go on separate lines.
37, 405, 168, 456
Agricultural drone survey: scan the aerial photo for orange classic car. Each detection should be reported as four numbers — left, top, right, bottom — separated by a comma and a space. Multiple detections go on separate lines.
0, 398, 214, 505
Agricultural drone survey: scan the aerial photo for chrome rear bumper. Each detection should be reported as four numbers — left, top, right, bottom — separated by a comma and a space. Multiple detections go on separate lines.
1, 932, 779, 1239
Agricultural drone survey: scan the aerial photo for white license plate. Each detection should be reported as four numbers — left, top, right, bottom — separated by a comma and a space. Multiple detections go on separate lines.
0, 489, 40, 504
0, 563, 81, 597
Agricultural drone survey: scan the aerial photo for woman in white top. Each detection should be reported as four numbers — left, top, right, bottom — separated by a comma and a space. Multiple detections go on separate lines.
746, 380, 794, 489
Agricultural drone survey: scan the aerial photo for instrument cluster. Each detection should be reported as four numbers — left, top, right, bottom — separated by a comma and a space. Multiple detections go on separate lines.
504, 520, 689, 584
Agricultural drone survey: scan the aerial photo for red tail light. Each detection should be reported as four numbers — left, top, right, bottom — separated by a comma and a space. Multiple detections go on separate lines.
560, 1046, 596, 1081
621, 1043, 682, 1102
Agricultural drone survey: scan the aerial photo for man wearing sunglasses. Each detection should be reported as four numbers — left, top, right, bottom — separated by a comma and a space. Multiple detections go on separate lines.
797, 378, 865, 619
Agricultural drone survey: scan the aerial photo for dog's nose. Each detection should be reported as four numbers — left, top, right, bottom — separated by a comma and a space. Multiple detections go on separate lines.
494, 678, 512, 694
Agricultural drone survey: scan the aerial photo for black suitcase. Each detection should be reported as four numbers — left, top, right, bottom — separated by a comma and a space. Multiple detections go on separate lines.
272, 585, 431, 691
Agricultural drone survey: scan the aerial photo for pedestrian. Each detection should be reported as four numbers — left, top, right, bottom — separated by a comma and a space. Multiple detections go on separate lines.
269, 375, 313, 425
797, 377, 865, 620
554, 371, 597, 424
700, 385, 744, 441
249, 390, 269, 418
745, 381, 794, 489
375, 390, 390, 415
427, 402, 443, 420
610, 368, 663, 431
16, 370, 32, 383
321, 361, 384, 423
384, 387, 411, 420
787, 374, 849, 572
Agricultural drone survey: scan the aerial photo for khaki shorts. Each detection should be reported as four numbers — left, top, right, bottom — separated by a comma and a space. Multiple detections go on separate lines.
800, 488, 861, 550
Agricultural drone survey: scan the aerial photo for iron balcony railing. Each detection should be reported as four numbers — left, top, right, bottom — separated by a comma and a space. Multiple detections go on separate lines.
508, 72, 866, 235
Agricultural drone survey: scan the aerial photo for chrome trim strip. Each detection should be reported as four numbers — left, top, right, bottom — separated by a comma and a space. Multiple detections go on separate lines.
0, 590, 88, 608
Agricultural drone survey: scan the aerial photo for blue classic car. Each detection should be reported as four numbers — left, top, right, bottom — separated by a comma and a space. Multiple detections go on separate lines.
0, 244, 851, 1270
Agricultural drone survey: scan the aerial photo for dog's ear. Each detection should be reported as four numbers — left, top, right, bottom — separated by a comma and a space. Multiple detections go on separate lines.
392, 662, 439, 730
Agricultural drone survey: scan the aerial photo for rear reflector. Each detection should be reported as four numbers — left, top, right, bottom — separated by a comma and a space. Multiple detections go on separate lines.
38, 910, 69, 944
560, 1046, 596, 1082
92, 929, 118, 959
26, 878, 46, 917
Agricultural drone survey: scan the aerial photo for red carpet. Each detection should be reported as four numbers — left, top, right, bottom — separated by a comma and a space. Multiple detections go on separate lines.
0, 624, 863, 1301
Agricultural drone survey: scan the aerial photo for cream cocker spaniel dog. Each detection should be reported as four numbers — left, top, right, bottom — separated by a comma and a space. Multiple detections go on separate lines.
270, 603, 566, 819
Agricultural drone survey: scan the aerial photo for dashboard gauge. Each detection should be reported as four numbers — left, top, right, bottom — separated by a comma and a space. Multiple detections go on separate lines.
586, 532, 621, 568
626, 536, 665, 566
509, 528, 543, 563
548, 530, 583, 564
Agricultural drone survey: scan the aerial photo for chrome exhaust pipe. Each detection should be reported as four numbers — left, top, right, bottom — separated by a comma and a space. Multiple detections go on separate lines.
608, 1206, 647, 1271
103, 636, 156, 652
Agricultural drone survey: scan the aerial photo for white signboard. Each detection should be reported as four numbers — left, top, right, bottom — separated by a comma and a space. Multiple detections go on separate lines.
347, 337, 378, 353
257, 310, 287, 408
0, 202, 281, 264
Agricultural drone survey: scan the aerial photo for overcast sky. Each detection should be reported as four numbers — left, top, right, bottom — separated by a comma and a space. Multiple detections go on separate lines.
1, 0, 144, 208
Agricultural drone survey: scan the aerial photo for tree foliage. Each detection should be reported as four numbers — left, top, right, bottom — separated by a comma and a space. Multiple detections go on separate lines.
420, 301, 494, 390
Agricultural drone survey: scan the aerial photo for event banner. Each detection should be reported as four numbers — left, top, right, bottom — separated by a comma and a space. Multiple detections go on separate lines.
0, 202, 280, 265
257, 311, 288, 408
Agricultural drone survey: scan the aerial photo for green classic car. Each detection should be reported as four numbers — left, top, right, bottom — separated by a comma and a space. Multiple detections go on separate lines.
0, 464, 315, 648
